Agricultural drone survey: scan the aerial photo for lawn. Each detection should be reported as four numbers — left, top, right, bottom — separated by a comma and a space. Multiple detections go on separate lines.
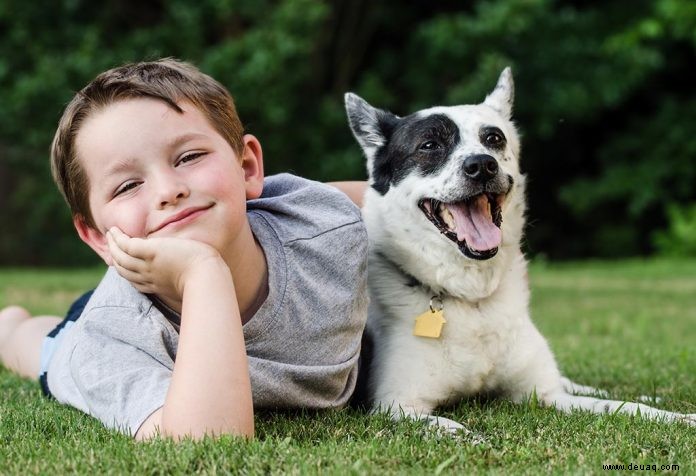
1, 260, 695, 475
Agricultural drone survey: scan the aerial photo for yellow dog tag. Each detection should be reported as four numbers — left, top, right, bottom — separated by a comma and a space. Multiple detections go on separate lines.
413, 296, 446, 339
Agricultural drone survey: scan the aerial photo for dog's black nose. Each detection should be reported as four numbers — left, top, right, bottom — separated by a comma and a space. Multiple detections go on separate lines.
463, 154, 499, 182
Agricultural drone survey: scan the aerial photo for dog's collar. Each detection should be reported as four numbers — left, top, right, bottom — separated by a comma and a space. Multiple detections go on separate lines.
377, 251, 444, 299
377, 251, 448, 338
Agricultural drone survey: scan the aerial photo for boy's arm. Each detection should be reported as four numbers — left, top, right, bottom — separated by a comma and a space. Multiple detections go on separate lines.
327, 181, 367, 208
107, 228, 253, 440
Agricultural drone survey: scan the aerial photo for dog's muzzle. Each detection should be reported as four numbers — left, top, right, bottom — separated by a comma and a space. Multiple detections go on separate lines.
417, 172, 511, 260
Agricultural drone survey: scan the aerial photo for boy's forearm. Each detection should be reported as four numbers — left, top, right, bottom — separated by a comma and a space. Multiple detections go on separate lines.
327, 181, 367, 208
159, 258, 253, 439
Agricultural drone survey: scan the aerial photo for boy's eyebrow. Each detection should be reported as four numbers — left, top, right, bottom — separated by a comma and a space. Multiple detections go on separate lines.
101, 133, 210, 180
166, 132, 209, 149
103, 157, 139, 180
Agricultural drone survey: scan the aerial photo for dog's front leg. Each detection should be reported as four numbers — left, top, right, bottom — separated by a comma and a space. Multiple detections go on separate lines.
371, 396, 464, 431
378, 403, 467, 432
561, 377, 665, 404
560, 376, 608, 397
373, 401, 484, 442
504, 339, 696, 425
543, 392, 696, 426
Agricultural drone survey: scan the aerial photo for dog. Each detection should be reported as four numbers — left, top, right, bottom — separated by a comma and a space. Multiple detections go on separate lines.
345, 68, 695, 434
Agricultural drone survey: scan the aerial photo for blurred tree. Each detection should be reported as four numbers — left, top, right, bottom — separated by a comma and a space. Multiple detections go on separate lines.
0, 0, 694, 264
653, 203, 696, 256
348, 0, 695, 257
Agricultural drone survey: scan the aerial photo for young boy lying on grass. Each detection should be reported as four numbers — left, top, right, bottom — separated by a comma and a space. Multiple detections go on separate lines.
0, 58, 368, 440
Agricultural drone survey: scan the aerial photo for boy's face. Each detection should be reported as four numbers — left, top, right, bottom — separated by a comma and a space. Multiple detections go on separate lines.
74, 97, 264, 264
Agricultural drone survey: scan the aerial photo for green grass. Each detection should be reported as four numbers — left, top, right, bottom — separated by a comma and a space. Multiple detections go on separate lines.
1, 260, 695, 475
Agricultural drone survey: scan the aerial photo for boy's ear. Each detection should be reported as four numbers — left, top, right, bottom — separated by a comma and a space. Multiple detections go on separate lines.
73, 215, 113, 266
240, 134, 264, 200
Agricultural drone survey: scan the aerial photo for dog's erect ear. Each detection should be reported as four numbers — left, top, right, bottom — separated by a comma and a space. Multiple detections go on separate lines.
483, 67, 514, 120
345, 93, 398, 166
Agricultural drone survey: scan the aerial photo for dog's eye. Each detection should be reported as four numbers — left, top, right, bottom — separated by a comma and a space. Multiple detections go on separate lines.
419, 141, 441, 151
485, 132, 505, 147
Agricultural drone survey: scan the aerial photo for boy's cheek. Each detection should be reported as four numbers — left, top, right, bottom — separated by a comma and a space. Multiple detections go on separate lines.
107, 218, 147, 240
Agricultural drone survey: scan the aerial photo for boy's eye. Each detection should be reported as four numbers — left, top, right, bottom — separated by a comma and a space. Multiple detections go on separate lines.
177, 151, 205, 165
114, 181, 140, 197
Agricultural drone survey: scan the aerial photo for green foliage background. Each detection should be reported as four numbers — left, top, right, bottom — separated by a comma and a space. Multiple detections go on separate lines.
0, 0, 694, 266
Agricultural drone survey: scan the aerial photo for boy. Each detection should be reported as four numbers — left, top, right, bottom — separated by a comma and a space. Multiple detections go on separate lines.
0, 59, 368, 440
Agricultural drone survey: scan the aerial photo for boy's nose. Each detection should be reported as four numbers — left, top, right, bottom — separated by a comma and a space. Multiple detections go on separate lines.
155, 175, 190, 208
160, 190, 188, 207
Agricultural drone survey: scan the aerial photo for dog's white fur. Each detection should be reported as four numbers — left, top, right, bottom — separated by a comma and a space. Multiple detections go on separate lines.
345, 68, 695, 433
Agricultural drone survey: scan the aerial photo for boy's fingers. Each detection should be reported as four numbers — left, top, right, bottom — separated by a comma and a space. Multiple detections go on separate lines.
112, 261, 138, 282
112, 263, 150, 291
107, 232, 145, 272
111, 257, 152, 290
108, 228, 154, 260
108, 226, 128, 240
107, 227, 133, 254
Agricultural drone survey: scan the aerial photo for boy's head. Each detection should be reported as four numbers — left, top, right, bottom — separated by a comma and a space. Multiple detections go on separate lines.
51, 58, 245, 229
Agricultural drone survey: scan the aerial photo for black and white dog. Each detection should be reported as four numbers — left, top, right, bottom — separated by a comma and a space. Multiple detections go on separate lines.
345, 68, 695, 433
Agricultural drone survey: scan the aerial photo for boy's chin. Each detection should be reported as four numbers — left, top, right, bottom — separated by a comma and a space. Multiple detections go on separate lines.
159, 229, 222, 249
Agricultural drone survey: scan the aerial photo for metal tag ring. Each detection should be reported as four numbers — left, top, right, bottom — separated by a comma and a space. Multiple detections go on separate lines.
429, 295, 444, 313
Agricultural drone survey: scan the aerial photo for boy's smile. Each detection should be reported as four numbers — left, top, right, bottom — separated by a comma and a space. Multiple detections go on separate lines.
149, 204, 215, 236
74, 97, 264, 267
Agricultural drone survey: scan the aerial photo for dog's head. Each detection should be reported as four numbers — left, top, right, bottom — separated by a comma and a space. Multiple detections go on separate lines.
345, 68, 525, 296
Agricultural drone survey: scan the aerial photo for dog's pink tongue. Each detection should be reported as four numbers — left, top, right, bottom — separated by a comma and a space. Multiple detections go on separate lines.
447, 195, 501, 251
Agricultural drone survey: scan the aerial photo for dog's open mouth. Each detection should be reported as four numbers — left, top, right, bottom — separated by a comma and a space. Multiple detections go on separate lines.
418, 194, 504, 260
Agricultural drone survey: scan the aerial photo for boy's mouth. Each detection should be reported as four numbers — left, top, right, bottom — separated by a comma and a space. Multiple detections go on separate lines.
150, 204, 214, 235
418, 193, 504, 260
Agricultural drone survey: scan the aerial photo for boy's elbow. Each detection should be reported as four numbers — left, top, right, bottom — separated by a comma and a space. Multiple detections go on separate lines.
170, 423, 255, 442
160, 417, 255, 442
136, 407, 255, 441
327, 181, 367, 208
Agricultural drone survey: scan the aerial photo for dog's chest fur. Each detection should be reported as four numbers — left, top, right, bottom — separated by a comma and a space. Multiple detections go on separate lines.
366, 242, 532, 405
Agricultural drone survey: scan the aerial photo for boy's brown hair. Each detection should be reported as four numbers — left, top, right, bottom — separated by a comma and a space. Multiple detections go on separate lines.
51, 58, 245, 228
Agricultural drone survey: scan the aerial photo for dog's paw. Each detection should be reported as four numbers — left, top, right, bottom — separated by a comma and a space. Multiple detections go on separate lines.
423, 414, 465, 431
378, 404, 486, 443
422, 415, 486, 444
637, 394, 663, 405
676, 413, 696, 426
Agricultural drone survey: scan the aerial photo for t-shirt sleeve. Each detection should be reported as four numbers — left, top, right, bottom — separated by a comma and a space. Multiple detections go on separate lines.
244, 174, 369, 409
63, 306, 175, 436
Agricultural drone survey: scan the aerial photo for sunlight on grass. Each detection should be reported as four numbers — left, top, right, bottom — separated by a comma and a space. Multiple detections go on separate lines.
1, 260, 695, 474
0, 268, 104, 315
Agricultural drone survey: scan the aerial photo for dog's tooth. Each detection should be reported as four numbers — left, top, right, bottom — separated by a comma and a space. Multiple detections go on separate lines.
441, 206, 455, 230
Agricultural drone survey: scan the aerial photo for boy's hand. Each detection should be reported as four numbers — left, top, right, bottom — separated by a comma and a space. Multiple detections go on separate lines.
106, 227, 225, 305
109, 226, 253, 440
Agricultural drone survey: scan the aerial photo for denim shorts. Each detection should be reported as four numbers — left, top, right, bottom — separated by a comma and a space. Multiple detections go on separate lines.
39, 290, 94, 397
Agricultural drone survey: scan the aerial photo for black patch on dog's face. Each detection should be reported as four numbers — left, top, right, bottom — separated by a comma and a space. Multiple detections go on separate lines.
479, 126, 506, 152
371, 113, 460, 195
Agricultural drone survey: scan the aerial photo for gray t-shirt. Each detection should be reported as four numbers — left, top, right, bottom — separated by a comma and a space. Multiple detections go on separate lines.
46, 174, 368, 435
